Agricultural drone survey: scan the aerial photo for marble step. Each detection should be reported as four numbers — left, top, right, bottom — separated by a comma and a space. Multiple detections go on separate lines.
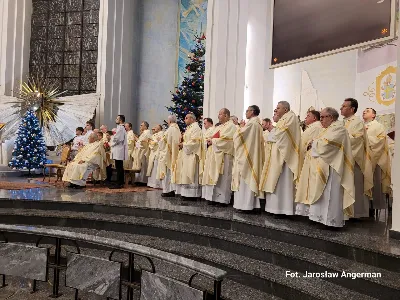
5, 223, 376, 300
1, 193, 397, 275
1, 208, 399, 299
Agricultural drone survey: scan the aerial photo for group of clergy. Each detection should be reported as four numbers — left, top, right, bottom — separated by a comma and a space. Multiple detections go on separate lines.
155, 99, 391, 228
62, 98, 392, 228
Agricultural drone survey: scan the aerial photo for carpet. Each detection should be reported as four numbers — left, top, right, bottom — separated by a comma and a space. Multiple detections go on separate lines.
0, 181, 52, 190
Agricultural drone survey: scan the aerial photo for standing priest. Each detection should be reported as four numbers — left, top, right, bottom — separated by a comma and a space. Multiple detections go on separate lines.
147, 125, 164, 189
158, 115, 181, 197
295, 110, 323, 216
232, 105, 264, 211
174, 114, 204, 199
260, 101, 301, 216
132, 121, 152, 185
110, 115, 128, 189
202, 108, 236, 205
340, 98, 373, 218
363, 108, 391, 211
296, 107, 355, 227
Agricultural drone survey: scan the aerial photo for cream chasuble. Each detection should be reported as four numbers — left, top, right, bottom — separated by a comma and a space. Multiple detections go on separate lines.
344, 116, 373, 196
260, 110, 301, 193
296, 121, 355, 220
365, 120, 391, 209
63, 141, 106, 183
157, 124, 181, 180
124, 130, 136, 168
132, 130, 151, 169
232, 117, 264, 199
203, 121, 236, 184
294, 121, 323, 216
174, 122, 204, 185
147, 131, 164, 176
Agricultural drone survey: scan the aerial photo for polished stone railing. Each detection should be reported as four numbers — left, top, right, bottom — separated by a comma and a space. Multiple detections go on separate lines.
0, 224, 226, 300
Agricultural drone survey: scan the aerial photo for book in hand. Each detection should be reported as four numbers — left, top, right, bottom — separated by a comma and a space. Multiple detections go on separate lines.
212, 131, 220, 139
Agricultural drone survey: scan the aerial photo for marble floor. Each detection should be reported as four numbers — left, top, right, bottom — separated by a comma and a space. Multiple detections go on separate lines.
0, 176, 397, 257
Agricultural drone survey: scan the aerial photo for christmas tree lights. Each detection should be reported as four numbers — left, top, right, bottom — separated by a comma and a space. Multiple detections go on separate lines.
9, 110, 47, 173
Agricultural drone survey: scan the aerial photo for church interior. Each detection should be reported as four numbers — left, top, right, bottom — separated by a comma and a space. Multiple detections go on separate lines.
0, 0, 400, 299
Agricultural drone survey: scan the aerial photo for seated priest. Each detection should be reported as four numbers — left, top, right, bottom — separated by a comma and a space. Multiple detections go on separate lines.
295, 107, 355, 227
132, 121, 152, 184
260, 101, 301, 216
147, 125, 164, 188
202, 108, 236, 205
62, 133, 106, 188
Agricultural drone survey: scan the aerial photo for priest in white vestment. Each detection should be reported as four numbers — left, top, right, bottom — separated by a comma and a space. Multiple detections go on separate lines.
295, 110, 323, 216
296, 107, 355, 227
340, 98, 373, 218
202, 109, 236, 205
100, 124, 108, 142
123, 122, 136, 169
63, 133, 106, 188
173, 114, 204, 199
158, 115, 181, 197
201, 117, 215, 197
363, 108, 391, 210
132, 121, 152, 184
232, 105, 264, 211
260, 101, 301, 215
147, 125, 164, 188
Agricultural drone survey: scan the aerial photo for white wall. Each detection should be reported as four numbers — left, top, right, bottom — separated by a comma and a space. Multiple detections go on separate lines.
0, 0, 32, 96
273, 50, 358, 116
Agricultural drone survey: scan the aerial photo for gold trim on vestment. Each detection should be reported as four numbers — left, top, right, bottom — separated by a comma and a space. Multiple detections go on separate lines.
238, 130, 259, 184
323, 138, 354, 173
284, 127, 300, 154
316, 162, 327, 185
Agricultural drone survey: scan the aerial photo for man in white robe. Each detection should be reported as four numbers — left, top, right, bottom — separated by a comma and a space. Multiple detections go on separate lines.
110, 115, 128, 189
123, 122, 136, 169
132, 121, 152, 184
202, 109, 236, 205
71, 127, 85, 160
363, 108, 391, 211
201, 117, 215, 197
173, 114, 204, 199
158, 115, 181, 197
260, 101, 301, 216
83, 121, 94, 145
63, 133, 106, 188
340, 98, 373, 218
147, 125, 163, 188
232, 105, 264, 211
295, 110, 323, 216
296, 107, 355, 227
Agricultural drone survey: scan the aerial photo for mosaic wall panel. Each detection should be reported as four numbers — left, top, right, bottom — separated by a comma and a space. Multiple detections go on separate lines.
30, 0, 99, 95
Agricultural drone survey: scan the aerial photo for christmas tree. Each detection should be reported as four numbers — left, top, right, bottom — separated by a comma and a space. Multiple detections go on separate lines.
167, 34, 206, 130
9, 110, 47, 173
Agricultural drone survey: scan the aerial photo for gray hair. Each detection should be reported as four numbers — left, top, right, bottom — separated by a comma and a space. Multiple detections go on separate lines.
323, 107, 339, 121
167, 115, 177, 123
220, 108, 231, 117
278, 101, 291, 111
187, 113, 196, 121
88, 132, 98, 142
142, 121, 149, 129
230, 115, 238, 121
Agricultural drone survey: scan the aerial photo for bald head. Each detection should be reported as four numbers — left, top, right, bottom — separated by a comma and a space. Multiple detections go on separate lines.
167, 115, 177, 124
154, 124, 163, 133
218, 108, 231, 124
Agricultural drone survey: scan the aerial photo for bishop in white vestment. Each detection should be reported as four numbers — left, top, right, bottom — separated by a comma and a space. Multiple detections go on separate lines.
363, 108, 391, 210
202, 109, 236, 204
261, 102, 301, 216
296, 108, 355, 227
173, 114, 204, 198
231, 106, 264, 211
147, 125, 164, 188
63, 133, 106, 187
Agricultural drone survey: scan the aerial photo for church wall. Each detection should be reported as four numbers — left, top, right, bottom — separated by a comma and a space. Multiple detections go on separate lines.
134, 0, 180, 130
273, 50, 358, 118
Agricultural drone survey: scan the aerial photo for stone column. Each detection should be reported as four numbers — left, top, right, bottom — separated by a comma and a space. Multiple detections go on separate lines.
0, 0, 32, 96
204, 0, 274, 122
97, 0, 138, 128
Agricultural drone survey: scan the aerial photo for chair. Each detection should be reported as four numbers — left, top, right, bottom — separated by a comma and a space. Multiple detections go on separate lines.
43, 146, 71, 182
